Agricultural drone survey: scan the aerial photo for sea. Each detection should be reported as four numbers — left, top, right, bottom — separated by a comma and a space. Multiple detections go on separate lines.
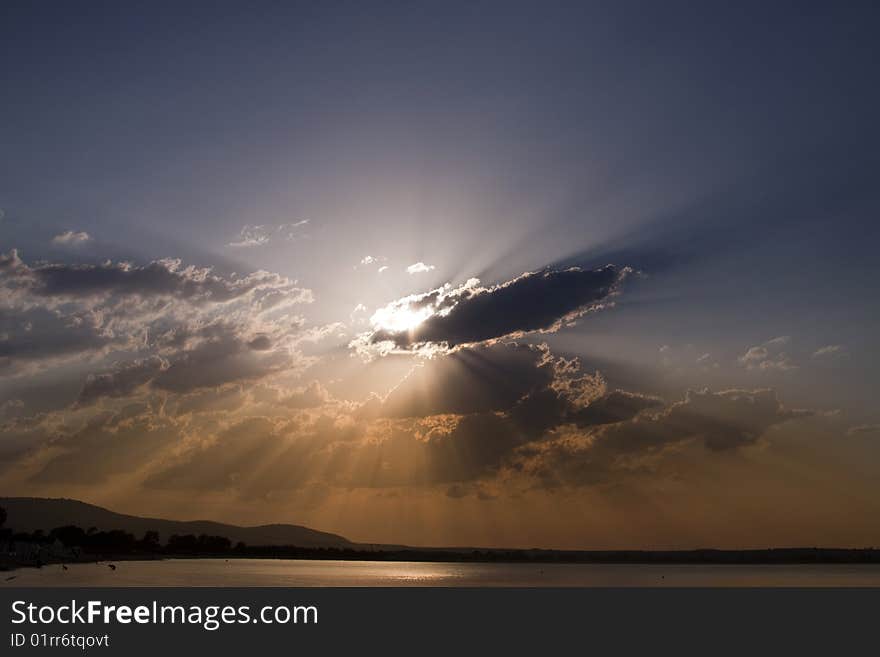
6, 559, 880, 587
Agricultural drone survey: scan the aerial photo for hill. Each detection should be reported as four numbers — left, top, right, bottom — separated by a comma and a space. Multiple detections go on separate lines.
0, 497, 353, 548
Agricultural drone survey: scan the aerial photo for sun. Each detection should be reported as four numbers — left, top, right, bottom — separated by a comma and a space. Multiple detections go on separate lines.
370, 304, 433, 333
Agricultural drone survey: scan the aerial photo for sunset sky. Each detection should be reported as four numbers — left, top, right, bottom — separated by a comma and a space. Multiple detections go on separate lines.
1, 2, 879, 549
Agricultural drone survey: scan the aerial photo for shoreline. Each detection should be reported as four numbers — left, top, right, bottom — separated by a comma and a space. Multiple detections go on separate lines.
6, 549, 880, 574
0, 553, 165, 573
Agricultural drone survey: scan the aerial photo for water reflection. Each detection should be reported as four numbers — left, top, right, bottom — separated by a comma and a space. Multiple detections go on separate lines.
6, 559, 880, 587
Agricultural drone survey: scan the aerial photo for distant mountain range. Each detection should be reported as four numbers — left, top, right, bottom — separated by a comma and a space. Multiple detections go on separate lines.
0, 497, 354, 549
5, 498, 878, 565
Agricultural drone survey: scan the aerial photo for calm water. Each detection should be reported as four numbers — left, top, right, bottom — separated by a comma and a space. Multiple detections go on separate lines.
5, 559, 880, 587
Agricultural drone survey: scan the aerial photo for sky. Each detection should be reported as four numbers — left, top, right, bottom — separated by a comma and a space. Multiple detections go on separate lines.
1, 1, 879, 549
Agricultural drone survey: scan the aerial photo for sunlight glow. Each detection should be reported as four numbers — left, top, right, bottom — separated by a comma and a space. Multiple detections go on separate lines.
370, 304, 434, 333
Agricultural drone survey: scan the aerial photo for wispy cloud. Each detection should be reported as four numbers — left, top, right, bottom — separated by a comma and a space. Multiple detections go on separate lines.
813, 344, 846, 358
406, 262, 435, 274
228, 220, 308, 247
51, 230, 91, 246
228, 225, 271, 248
696, 352, 719, 370
276, 220, 309, 240
738, 336, 797, 371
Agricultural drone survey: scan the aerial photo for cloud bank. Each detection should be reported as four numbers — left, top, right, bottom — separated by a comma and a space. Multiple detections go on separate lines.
0, 250, 313, 384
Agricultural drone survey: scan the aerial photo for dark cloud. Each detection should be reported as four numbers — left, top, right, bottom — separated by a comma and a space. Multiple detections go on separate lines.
0, 306, 114, 371
139, 385, 809, 496
0, 250, 312, 403
247, 334, 273, 351
415, 386, 660, 484
517, 388, 812, 488
151, 330, 293, 393
356, 265, 628, 354
370, 341, 663, 423
77, 356, 168, 406
654, 388, 810, 452
422, 412, 519, 482
375, 343, 556, 417
569, 390, 666, 428
73, 324, 298, 403
144, 344, 663, 494
0, 249, 323, 487
0, 248, 823, 505
1, 249, 306, 304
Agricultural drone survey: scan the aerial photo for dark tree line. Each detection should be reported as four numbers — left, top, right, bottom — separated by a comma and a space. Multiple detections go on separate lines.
39, 527, 239, 555
0, 509, 242, 557
0, 506, 10, 543
166, 533, 232, 553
